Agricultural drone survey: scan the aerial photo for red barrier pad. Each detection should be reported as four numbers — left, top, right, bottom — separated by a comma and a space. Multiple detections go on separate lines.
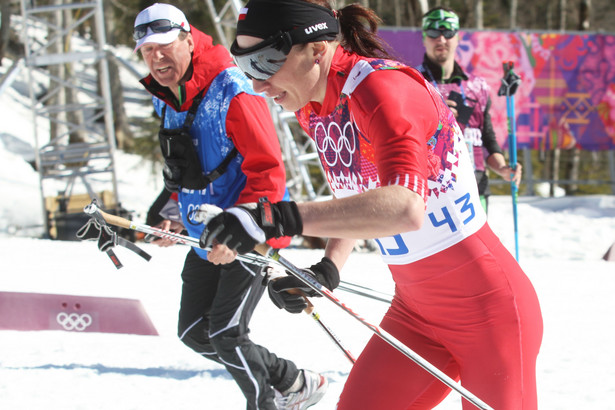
604, 242, 615, 262
0, 291, 158, 335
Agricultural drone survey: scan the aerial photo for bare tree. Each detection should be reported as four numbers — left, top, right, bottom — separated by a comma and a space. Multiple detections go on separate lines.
394, 0, 402, 26
0, 0, 11, 64
413, 0, 429, 24
578, 0, 591, 30
101, 1, 133, 150
475, 0, 483, 28
416, 0, 428, 14
510, 0, 518, 29
559, 0, 567, 30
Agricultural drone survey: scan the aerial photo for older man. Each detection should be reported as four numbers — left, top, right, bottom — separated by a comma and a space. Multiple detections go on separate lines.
134, 4, 327, 409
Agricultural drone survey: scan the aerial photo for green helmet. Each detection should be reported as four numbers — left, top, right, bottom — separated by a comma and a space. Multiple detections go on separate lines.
422, 8, 459, 32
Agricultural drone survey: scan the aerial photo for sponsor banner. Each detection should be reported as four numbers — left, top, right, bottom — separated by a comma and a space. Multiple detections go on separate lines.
380, 28, 615, 151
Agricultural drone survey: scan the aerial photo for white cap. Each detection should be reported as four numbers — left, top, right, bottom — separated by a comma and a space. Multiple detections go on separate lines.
133, 3, 190, 52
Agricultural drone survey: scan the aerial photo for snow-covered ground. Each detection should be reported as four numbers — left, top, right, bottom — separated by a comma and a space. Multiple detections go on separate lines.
2, 41, 615, 409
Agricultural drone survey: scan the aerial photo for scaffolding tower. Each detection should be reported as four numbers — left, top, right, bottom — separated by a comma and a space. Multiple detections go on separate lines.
203, 0, 330, 201
20, 0, 120, 239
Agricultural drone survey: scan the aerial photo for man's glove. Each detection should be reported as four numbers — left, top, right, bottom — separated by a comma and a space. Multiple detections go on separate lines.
268, 257, 340, 314
199, 199, 302, 254
162, 159, 183, 193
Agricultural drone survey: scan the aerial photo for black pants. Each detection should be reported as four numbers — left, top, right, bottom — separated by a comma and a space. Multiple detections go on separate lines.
178, 249, 299, 410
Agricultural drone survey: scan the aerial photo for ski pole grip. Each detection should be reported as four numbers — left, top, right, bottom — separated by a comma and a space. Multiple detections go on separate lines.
254, 245, 314, 315
96, 209, 132, 230
289, 289, 314, 314
254, 243, 272, 257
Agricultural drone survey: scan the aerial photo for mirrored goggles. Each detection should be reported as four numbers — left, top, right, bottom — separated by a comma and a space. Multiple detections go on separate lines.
425, 28, 457, 39
133, 19, 185, 41
230, 32, 293, 81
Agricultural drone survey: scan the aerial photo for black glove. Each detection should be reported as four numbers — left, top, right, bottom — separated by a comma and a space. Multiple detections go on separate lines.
268, 257, 340, 314
199, 199, 302, 254
162, 159, 183, 193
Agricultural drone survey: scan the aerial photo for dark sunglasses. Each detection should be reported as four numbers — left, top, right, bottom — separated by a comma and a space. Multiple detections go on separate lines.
425, 28, 457, 39
230, 31, 293, 81
133, 19, 185, 41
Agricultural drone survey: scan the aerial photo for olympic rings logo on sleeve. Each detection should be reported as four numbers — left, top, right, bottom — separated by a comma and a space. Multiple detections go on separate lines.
314, 120, 357, 168
56, 312, 93, 331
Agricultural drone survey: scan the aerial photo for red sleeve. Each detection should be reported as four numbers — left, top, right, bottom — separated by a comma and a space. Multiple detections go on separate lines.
226, 93, 287, 205
226, 93, 291, 249
350, 69, 439, 200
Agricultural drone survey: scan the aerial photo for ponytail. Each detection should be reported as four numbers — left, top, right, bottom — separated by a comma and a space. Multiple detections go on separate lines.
337, 4, 392, 59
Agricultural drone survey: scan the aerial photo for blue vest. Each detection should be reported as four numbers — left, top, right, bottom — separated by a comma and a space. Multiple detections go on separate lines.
154, 67, 256, 259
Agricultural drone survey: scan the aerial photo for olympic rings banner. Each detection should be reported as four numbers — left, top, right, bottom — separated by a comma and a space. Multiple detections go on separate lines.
380, 28, 615, 151
0, 291, 158, 335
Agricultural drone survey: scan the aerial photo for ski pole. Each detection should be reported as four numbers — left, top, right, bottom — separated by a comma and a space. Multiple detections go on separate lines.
263, 251, 356, 365
78, 203, 151, 269
507, 71, 520, 262
309, 308, 356, 364
268, 249, 493, 410
85, 199, 492, 405
294, 290, 356, 365
83, 201, 270, 266
498, 61, 522, 261
83, 201, 356, 364
337, 280, 393, 304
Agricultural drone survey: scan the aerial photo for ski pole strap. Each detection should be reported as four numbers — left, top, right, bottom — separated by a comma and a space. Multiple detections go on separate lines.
76, 218, 102, 240
77, 206, 152, 267
97, 223, 117, 252
83, 201, 272, 267
86, 215, 151, 261
116, 236, 152, 262
497, 61, 521, 97
105, 248, 123, 269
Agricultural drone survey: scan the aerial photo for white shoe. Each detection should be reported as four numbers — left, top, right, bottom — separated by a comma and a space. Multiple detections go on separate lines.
275, 370, 328, 409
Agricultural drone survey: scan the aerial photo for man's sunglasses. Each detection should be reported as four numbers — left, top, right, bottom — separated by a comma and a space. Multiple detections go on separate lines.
230, 31, 293, 81
425, 28, 457, 39
133, 19, 186, 41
